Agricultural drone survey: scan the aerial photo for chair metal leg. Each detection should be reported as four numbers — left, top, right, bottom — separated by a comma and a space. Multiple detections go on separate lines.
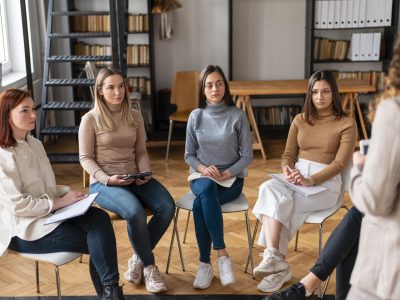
245, 218, 259, 274
35, 261, 40, 293
166, 208, 185, 273
183, 211, 191, 244
294, 230, 300, 251
165, 120, 174, 161
244, 211, 254, 278
55, 265, 61, 300
317, 223, 323, 298
79, 255, 83, 263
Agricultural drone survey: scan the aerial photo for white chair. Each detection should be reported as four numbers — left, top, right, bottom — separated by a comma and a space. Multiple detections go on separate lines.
165, 192, 254, 276
9, 250, 82, 300
246, 164, 351, 297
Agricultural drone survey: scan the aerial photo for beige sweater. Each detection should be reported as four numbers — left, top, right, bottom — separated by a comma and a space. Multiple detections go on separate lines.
0, 136, 70, 257
79, 109, 151, 184
281, 111, 356, 185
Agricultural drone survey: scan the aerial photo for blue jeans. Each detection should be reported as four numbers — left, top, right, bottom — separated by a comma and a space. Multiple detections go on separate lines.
310, 207, 363, 300
190, 177, 244, 263
90, 178, 175, 266
9, 207, 118, 296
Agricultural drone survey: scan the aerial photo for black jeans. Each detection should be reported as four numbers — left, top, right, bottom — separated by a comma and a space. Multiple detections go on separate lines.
310, 207, 363, 300
9, 207, 119, 296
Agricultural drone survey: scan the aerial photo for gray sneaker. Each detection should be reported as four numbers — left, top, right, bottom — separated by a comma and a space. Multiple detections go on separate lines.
143, 265, 167, 294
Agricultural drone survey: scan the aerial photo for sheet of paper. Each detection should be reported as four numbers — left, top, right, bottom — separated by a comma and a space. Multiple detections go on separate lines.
269, 173, 327, 198
44, 193, 98, 225
188, 172, 236, 188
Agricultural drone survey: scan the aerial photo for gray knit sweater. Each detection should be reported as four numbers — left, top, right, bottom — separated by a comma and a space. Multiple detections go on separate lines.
184, 102, 253, 177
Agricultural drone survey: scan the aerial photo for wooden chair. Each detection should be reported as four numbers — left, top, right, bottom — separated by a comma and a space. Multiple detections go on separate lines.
165, 70, 200, 161
165, 192, 254, 276
9, 250, 81, 300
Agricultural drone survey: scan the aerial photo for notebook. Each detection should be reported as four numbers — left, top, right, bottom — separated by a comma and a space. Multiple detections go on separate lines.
188, 172, 236, 188
268, 173, 327, 198
44, 193, 98, 225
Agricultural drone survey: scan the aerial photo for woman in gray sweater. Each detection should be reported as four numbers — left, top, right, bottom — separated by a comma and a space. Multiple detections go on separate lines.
184, 65, 253, 290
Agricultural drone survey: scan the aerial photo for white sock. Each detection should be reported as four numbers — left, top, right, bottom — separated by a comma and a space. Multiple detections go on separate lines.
267, 247, 280, 256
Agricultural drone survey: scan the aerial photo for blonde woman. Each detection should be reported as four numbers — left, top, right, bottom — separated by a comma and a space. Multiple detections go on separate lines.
79, 67, 175, 294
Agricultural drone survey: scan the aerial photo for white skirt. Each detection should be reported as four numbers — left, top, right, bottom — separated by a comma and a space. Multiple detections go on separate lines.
252, 158, 342, 255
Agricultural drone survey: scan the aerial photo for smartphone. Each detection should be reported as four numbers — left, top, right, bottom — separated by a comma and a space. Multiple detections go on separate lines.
359, 139, 370, 155
122, 171, 153, 180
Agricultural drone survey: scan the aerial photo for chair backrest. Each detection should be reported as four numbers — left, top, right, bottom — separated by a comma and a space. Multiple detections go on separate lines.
85, 61, 99, 99
170, 71, 200, 112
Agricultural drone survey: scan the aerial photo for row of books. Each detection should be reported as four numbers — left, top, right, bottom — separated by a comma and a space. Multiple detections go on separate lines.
333, 70, 385, 91
314, 32, 381, 61
127, 76, 151, 96
314, 38, 349, 61
74, 42, 150, 66
127, 45, 149, 66
314, 0, 392, 29
254, 105, 302, 127
72, 14, 148, 33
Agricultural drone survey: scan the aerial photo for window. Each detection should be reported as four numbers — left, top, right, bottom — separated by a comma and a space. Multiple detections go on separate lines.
0, 0, 11, 74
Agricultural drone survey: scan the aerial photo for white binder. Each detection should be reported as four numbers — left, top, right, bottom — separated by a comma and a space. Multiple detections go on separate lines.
346, 0, 354, 28
327, 0, 335, 28
366, 0, 379, 27
372, 32, 381, 61
320, 0, 329, 29
350, 33, 361, 61
383, 0, 393, 26
333, 0, 342, 28
339, 0, 347, 28
358, 0, 367, 28
315, 0, 322, 29
352, 0, 361, 28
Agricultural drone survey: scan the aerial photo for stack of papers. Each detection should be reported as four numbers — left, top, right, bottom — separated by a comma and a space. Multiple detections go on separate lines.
269, 173, 327, 198
188, 172, 236, 188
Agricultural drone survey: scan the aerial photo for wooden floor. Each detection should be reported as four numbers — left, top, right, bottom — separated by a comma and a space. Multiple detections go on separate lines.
0, 138, 352, 297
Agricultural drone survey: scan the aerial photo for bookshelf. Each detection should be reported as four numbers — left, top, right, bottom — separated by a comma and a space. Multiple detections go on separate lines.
305, 0, 399, 136
71, 0, 156, 130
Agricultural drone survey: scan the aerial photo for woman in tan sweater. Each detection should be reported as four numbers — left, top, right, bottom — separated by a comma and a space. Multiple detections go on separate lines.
252, 71, 357, 293
79, 68, 175, 294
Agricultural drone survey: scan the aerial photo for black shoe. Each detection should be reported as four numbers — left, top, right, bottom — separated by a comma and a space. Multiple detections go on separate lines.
263, 282, 307, 300
100, 285, 125, 300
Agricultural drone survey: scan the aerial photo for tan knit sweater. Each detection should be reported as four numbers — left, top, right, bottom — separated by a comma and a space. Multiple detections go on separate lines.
281, 110, 357, 185
79, 109, 151, 185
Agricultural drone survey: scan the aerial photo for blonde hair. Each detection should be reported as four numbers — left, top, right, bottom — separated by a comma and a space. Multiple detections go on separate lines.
369, 36, 400, 122
92, 67, 138, 131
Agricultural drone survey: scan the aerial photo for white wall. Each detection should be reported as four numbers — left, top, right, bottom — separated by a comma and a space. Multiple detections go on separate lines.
232, 0, 307, 80
153, 0, 229, 89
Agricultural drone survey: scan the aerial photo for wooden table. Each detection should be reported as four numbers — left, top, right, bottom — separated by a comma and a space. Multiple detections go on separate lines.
229, 79, 376, 160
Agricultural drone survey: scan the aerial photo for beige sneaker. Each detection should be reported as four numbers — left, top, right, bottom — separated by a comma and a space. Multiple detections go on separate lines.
217, 256, 236, 287
124, 254, 143, 285
143, 265, 167, 294
253, 249, 288, 279
257, 269, 292, 293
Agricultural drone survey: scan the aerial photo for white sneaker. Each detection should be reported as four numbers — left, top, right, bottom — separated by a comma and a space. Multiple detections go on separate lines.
253, 249, 288, 279
124, 254, 143, 285
143, 265, 167, 294
257, 269, 292, 293
193, 262, 214, 289
217, 256, 236, 287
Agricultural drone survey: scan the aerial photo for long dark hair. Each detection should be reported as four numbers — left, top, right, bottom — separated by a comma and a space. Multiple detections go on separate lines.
302, 70, 346, 125
0, 89, 32, 148
198, 65, 235, 108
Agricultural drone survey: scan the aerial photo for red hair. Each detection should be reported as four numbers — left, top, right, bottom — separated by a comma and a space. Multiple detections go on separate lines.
0, 89, 32, 148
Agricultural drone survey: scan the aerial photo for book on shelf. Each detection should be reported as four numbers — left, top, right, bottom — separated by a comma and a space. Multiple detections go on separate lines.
268, 173, 327, 198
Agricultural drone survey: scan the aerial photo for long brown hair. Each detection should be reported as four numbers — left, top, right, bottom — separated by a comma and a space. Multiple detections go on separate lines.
0, 89, 32, 148
369, 35, 400, 122
93, 67, 138, 131
302, 70, 347, 125
198, 65, 235, 108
